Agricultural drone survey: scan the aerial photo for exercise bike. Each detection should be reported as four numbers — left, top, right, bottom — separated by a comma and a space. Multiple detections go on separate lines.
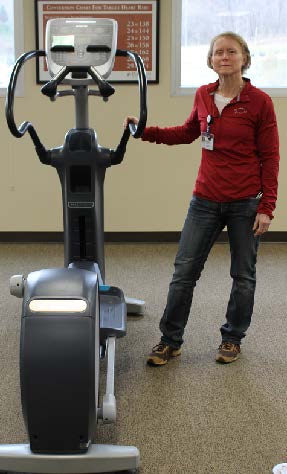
0, 17, 147, 473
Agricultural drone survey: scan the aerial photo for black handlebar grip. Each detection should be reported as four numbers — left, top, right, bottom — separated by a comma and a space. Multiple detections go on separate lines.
116, 49, 147, 139
112, 127, 131, 165
5, 49, 51, 164
6, 50, 46, 138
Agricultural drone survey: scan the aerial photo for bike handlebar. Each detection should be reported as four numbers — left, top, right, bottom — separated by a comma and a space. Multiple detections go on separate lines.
5, 50, 51, 164
116, 49, 147, 138
5, 48, 147, 165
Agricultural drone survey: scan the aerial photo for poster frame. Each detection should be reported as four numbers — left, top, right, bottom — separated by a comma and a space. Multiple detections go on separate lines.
34, 0, 160, 83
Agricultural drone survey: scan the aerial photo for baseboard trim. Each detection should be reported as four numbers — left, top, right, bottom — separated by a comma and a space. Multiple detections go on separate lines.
0, 231, 286, 243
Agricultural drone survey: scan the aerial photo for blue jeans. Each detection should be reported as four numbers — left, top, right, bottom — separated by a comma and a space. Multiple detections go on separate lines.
160, 195, 260, 348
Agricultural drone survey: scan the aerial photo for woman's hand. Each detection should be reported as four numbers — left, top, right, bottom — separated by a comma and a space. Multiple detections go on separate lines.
123, 116, 139, 129
253, 213, 271, 236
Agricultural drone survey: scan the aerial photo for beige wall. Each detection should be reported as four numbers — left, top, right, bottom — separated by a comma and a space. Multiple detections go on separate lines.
0, 0, 286, 232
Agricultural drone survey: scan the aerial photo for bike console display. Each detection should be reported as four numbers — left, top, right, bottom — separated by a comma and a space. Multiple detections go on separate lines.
46, 18, 118, 80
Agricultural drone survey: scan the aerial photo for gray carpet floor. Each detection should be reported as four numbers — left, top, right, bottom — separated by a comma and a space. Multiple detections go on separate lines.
0, 242, 287, 474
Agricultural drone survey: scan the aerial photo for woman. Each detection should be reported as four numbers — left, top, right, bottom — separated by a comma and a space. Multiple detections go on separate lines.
124, 32, 280, 366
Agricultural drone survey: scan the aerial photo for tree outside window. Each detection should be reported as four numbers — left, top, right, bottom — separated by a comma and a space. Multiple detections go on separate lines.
179, 0, 287, 93
0, 0, 14, 89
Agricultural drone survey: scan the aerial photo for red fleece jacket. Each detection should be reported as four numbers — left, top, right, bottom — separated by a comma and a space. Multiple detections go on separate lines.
142, 79, 280, 219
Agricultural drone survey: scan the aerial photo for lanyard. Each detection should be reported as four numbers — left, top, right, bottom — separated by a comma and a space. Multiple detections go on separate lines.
206, 114, 213, 134
201, 115, 214, 151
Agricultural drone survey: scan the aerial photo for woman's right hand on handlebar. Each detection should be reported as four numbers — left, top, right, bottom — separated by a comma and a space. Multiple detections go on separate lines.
123, 116, 139, 129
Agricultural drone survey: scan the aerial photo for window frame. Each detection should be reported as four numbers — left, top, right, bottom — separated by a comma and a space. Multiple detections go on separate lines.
0, 0, 24, 97
171, 0, 287, 98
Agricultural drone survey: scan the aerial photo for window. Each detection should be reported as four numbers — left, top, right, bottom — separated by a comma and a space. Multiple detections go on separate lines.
0, 0, 24, 96
172, 0, 287, 97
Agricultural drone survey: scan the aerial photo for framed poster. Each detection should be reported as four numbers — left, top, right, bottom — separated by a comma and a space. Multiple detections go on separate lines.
35, 0, 159, 83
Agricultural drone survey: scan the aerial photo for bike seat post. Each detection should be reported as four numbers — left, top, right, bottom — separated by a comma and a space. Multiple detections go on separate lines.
74, 85, 89, 130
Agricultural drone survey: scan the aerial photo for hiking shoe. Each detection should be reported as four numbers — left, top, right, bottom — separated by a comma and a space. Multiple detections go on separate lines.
216, 342, 241, 364
147, 342, 182, 366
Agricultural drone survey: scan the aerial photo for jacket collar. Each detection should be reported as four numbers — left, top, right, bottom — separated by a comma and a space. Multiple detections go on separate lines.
207, 77, 251, 102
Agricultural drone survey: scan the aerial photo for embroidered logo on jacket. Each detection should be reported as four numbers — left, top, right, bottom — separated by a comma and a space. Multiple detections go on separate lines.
234, 107, 248, 114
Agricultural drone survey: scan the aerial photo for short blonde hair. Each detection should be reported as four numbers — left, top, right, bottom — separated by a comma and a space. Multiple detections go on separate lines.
207, 31, 251, 73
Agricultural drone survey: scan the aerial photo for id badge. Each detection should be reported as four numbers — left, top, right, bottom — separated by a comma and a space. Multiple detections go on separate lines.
201, 132, 214, 150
